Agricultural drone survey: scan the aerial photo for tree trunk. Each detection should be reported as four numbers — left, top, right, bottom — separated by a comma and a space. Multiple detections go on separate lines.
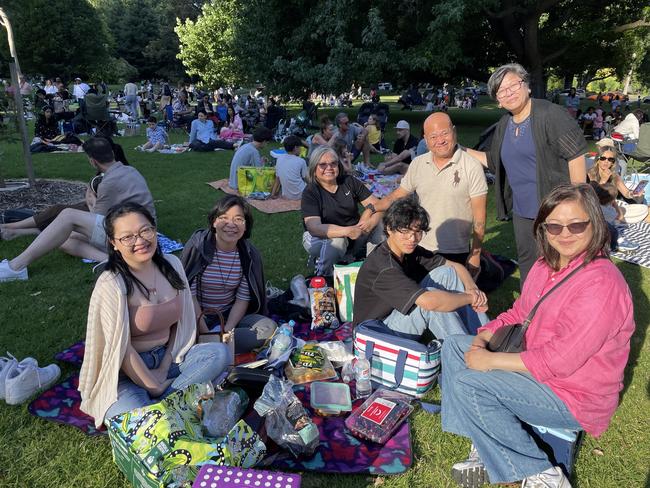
523, 15, 546, 99
622, 66, 633, 94
563, 74, 574, 89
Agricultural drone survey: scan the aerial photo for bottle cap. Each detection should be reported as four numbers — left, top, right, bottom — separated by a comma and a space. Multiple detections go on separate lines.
309, 276, 327, 288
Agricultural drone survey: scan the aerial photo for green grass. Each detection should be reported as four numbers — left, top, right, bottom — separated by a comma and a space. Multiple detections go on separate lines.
0, 101, 648, 488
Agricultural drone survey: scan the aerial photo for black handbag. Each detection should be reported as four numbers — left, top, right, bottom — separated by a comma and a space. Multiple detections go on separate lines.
487, 261, 593, 353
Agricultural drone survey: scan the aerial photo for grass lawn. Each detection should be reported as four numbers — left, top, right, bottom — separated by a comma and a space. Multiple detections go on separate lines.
0, 100, 648, 488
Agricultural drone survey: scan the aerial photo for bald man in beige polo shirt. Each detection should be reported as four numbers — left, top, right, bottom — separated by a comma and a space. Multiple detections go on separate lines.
373, 113, 488, 277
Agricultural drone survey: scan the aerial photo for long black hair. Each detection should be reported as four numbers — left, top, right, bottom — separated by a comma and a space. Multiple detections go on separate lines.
103, 203, 185, 298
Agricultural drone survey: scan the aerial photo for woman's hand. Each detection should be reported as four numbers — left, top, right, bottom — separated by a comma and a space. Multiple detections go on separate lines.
149, 364, 170, 385
465, 287, 488, 312
464, 347, 493, 371
599, 167, 613, 183
148, 378, 174, 398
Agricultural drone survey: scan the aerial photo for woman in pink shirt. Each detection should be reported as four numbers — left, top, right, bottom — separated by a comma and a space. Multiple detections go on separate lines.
442, 183, 635, 488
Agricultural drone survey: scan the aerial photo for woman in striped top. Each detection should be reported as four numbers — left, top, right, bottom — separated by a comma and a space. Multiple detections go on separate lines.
182, 195, 277, 353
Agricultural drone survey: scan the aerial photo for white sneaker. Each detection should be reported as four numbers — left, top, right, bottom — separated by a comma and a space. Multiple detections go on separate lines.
521, 466, 572, 488
451, 444, 487, 487
0, 259, 28, 282
5, 362, 61, 405
0, 354, 38, 400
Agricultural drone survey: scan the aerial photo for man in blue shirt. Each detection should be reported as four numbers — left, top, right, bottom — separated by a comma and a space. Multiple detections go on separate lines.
189, 110, 233, 151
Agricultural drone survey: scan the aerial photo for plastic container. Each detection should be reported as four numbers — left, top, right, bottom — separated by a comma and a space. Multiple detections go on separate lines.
318, 340, 354, 367
310, 382, 352, 416
345, 389, 414, 444
285, 344, 338, 385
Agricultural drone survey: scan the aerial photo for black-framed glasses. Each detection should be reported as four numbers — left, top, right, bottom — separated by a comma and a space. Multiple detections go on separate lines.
116, 226, 156, 246
542, 221, 590, 235
396, 228, 424, 240
598, 156, 616, 163
496, 80, 525, 99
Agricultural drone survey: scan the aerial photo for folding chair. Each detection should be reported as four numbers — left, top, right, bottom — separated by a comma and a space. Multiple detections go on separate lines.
624, 123, 650, 174
164, 104, 186, 133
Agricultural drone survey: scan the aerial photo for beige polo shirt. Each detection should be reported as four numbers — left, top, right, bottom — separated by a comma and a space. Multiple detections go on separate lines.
400, 146, 487, 253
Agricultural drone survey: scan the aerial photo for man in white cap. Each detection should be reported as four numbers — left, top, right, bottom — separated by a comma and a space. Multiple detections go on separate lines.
72, 77, 90, 104
378, 120, 419, 175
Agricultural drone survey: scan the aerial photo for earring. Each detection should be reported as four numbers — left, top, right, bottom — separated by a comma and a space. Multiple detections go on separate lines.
113, 247, 118, 251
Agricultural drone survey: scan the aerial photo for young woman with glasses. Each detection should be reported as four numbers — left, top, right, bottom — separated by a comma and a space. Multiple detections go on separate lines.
79, 203, 231, 427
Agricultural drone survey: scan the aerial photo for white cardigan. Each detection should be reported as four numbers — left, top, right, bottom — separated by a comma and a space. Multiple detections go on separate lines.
78, 254, 196, 428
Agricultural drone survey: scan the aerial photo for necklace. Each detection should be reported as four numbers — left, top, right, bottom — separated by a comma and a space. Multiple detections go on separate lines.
510, 116, 531, 138
215, 248, 237, 286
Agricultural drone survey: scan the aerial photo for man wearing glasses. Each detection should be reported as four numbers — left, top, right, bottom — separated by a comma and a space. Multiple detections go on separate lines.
353, 195, 488, 340
373, 112, 488, 278
0, 138, 155, 282
333, 112, 371, 165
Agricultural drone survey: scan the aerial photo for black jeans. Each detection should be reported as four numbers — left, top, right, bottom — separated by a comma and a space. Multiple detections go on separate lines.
512, 214, 537, 289
189, 139, 234, 151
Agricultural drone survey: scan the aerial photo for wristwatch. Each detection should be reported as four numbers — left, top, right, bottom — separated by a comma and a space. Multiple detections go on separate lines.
365, 203, 377, 215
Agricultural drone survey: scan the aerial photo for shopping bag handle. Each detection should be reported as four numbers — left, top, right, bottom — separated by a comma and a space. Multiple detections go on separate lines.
364, 340, 408, 390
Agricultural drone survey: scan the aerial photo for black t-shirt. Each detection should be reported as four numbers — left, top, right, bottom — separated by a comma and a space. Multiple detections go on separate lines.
301, 175, 372, 227
353, 241, 446, 325
393, 135, 419, 164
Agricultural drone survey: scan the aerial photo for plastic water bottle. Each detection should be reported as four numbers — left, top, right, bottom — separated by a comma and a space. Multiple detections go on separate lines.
341, 360, 354, 383
278, 320, 295, 337
268, 331, 291, 362
353, 358, 372, 398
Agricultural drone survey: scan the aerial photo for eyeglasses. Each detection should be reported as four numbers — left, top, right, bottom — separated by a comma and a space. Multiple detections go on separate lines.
496, 80, 525, 99
542, 221, 590, 235
339, 120, 349, 126
598, 156, 616, 163
216, 215, 246, 226
427, 128, 454, 140
318, 162, 338, 170
396, 228, 424, 240
116, 226, 156, 246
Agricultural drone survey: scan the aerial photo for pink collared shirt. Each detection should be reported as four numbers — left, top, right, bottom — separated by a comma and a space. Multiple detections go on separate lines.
478, 254, 635, 436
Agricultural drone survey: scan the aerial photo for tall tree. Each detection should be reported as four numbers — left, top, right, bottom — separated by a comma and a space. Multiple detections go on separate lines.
0, 0, 110, 79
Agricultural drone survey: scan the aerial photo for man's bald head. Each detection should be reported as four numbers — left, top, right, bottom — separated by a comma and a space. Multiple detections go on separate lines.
424, 112, 457, 160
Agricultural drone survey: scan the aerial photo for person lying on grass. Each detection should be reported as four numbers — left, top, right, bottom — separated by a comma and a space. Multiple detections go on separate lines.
79, 203, 230, 428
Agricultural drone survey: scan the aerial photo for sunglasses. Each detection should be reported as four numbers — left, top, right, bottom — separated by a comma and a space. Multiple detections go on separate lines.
542, 221, 590, 235
318, 162, 338, 169
598, 156, 616, 163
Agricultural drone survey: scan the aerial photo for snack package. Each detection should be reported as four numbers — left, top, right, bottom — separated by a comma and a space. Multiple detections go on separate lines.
285, 344, 338, 385
253, 375, 319, 457
202, 389, 249, 438
308, 277, 339, 329
318, 340, 354, 367
344, 389, 414, 444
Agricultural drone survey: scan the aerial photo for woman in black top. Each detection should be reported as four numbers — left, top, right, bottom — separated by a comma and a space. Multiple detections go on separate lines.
300, 146, 383, 276
35, 106, 59, 141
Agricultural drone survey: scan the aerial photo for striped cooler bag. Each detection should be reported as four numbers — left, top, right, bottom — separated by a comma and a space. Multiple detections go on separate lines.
353, 320, 442, 398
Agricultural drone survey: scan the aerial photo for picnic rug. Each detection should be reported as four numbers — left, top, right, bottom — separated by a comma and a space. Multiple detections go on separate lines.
27, 322, 413, 475
208, 180, 301, 214
611, 221, 650, 268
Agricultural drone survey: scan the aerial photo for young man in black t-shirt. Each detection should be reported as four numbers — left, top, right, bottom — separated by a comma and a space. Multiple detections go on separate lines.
353, 195, 488, 340
377, 120, 419, 175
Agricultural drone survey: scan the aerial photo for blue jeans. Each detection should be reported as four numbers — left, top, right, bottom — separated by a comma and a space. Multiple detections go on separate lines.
383, 266, 488, 340
104, 342, 231, 421
440, 335, 582, 483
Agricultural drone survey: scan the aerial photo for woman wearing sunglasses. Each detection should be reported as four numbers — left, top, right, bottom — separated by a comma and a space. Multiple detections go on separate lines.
79, 203, 230, 427
588, 145, 646, 201
465, 64, 588, 287
301, 146, 383, 276
442, 184, 635, 488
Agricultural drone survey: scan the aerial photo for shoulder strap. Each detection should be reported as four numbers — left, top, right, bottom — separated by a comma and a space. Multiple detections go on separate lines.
522, 256, 606, 329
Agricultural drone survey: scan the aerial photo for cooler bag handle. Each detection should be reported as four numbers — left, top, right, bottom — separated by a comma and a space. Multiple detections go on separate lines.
364, 339, 408, 390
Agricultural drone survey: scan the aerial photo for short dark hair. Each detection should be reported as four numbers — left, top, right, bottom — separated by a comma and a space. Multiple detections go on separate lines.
147, 115, 157, 123
197, 109, 207, 116
207, 194, 253, 240
335, 112, 349, 127
383, 194, 431, 236
82, 137, 115, 164
320, 116, 332, 132
283, 135, 302, 152
533, 183, 610, 270
253, 126, 273, 142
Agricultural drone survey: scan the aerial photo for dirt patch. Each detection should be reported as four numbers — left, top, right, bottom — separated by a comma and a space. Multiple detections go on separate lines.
0, 179, 86, 212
